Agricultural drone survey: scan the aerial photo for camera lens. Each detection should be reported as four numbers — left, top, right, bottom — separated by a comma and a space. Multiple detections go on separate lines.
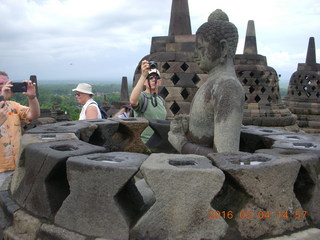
148, 61, 157, 69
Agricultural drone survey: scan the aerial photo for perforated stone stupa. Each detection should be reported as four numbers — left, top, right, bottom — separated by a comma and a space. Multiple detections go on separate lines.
284, 37, 320, 133
133, 0, 206, 119
234, 20, 298, 131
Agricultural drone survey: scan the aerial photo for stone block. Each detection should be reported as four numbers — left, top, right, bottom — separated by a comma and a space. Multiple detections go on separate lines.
256, 148, 320, 227
36, 224, 86, 240
12, 140, 105, 220
111, 117, 150, 153
26, 120, 98, 142
240, 125, 289, 152
54, 152, 148, 239
11, 133, 78, 194
130, 153, 228, 240
84, 119, 119, 151
146, 119, 177, 153
3, 210, 42, 240
208, 152, 308, 239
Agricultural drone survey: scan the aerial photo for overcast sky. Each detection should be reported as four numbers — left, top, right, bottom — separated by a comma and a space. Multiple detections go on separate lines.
0, 0, 319, 86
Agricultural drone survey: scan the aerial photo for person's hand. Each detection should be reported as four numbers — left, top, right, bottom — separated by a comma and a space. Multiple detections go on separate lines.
23, 80, 37, 99
0, 101, 8, 126
140, 60, 150, 79
168, 114, 189, 152
1, 81, 14, 100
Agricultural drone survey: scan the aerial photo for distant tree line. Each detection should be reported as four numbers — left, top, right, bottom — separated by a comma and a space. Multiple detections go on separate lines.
11, 83, 125, 120
11, 83, 288, 121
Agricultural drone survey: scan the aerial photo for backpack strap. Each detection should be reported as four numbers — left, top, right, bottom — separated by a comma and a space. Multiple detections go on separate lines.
140, 92, 149, 114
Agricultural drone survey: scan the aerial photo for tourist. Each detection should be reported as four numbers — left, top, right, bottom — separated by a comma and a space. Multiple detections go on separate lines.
0, 71, 40, 174
113, 105, 132, 118
72, 83, 102, 120
130, 60, 167, 143
0, 97, 8, 126
168, 9, 245, 155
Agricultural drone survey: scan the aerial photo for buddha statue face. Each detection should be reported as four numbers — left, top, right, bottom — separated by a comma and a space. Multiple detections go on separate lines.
194, 34, 222, 73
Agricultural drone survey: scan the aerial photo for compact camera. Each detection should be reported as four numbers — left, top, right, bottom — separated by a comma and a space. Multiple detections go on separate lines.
148, 61, 158, 69
11, 82, 28, 92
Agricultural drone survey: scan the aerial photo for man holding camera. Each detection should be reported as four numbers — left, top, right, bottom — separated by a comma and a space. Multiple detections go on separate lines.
0, 71, 40, 176
130, 60, 167, 143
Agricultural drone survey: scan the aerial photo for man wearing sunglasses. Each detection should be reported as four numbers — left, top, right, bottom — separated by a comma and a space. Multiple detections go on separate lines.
130, 60, 167, 143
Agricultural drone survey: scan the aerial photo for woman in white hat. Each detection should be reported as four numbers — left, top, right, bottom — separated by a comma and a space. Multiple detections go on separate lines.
72, 83, 102, 120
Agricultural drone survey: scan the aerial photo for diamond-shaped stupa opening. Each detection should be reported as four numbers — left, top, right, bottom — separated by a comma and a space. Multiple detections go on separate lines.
170, 101, 180, 115
171, 74, 180, 85
181, 88, 189, 100
180, 62, 189, 72
162, 62, 170, 72
255, 95, 261, 103
249, 86, 255, 93
192, 74, 200, 85
159, 87, 169, 99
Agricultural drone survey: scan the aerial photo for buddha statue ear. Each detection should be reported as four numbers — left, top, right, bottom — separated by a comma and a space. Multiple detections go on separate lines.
220, 39, 228, 64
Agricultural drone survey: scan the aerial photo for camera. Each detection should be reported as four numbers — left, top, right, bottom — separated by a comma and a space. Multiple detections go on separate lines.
148, 61, 158, 69
11, 82, 28, 92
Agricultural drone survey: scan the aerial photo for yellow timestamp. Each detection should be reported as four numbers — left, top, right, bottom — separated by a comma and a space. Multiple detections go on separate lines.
208, 210, 307, 220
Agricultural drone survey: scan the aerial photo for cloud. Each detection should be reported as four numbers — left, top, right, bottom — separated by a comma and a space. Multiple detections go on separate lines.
0, 0, 319, 86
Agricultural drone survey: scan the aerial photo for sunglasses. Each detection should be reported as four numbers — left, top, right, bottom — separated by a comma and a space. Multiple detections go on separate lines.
147, 75, 160, 80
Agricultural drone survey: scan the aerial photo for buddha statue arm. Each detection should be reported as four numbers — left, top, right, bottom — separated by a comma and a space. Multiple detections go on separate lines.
213, 81, 244, 152
168, 114, 216, 156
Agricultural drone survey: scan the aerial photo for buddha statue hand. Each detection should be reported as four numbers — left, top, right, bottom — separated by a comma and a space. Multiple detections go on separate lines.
168, 114, 189, 153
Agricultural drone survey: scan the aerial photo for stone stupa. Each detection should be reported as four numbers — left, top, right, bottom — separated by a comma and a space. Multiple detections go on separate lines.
234, 20, 299, 131
284, 37, 320, 133
133, 0, 206, 119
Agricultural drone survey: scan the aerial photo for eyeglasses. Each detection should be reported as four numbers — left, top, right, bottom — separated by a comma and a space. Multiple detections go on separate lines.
75, 93, 81, 96
147, 75, 160, 80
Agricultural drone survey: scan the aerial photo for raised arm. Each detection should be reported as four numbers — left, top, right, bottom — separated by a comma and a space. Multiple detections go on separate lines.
24, 80, 40, 120
130, 60, 149, 107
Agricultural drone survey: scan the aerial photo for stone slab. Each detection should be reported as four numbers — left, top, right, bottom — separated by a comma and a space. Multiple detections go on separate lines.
12, 140, 105, 220
26, 120, 98, 142
131, 153, 228, 240
54, 152, 148, 239
208, 152, 308, 239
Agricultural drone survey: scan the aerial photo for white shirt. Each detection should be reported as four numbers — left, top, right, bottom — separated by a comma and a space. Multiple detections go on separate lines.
79, 98, 102, 120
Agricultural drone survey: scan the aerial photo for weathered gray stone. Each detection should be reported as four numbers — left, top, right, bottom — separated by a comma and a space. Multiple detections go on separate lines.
146, 119, 177, 153
111, 117, 150, 153
256, 148, 320, 227
272, 139, 320, 152
84, 119, 119, 151
3, 210, 42, 240
0, 178, 20, 238
36, 224, 86, 240
240, 125, 290, 152
54, 152, 148, 239
130, 153, 228, 240
261, 228, 320, 240
12, 140, 105, 220
208, 152, 308, 239
26, 120, 98, 142
11, 133, 78, 194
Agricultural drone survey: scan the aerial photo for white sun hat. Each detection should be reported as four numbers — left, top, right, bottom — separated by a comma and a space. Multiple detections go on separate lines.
148, 69, 161, 77
72, 83, 94, 95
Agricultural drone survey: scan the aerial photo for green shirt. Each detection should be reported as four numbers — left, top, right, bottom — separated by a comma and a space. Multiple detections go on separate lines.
133, 92, 167, 143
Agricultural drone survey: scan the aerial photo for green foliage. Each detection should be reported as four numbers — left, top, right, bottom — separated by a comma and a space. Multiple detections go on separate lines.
11, 82, 124, 120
